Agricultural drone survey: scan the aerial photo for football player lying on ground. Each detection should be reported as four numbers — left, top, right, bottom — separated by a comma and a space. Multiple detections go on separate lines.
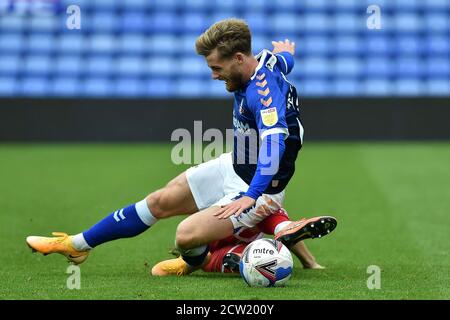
26, 19, 337, 274
152, 208, 332, 276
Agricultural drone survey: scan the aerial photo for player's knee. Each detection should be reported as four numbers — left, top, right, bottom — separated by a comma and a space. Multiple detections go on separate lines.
146, 191, 172, 219
175, 222, 197, 250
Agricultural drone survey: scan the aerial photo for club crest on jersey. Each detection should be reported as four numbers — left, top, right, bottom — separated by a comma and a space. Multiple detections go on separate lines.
260, 107, 278, 127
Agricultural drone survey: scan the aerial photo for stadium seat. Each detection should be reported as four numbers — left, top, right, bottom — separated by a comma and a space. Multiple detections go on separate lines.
116, 57, 145, 76
366, 36, 392, 54
296, 57, 331, 77
424, 13, 449, 32
23, 56, 52, 76
147, 35, 178, 54
394, 14, 422, 32
395, 36, 421, 55
426, 58, 450, 77
333, 79, 361, 96
120, 12, 149, 32
299, 79, 329, 96
0, 33, 24, 53
252, 35, 269, 55
147, 57, 177, 76
51, 77, 81, 97
395, 79, 424, 96
179, 35, 198, 54
333, 13, 361, 32
427, 36, 450, 55
0, 77, 18, 96
148, 12, 179, 33
334, 36, 364, 55
243, 13, 269, 33
150, 0, 180, 10
365, 58, 393, 77
333, 58, 363, 77
395, 58, 423, 77
28, 15, 58, 32
208, 80, 233, 98
118, 35, 146, 54
180, 12, 209, 33
0, 55, 21, 75
114, 78, 145, 97
86, 56, 113, 76
179, 57, 209, 76
83, 77, 113, 97
363, 79, 392, 96
174, 78, 206, 97
54, 56, 84, 76
425, 79, 450, 96
56, 34, 85, 53
26, 34, 55, 53
184, 0, 211, 11
91, 0, 120, 10
303, 36, 331, 55
334, 0, 361, 9
20, 77, 49, 96
88, 35, 118, 53
118, 0, 148, 10
0, 14, 25, 31
270, 13, 298, 34
90, 12, 118, 33
145, 78, 173, 97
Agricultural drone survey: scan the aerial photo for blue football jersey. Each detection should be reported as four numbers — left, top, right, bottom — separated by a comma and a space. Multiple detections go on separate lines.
232, 49, 304, 194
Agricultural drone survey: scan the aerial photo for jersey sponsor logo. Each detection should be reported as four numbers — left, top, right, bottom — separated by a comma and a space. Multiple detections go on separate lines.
260, 107, 278, 127
233, 114, 252, 134
260, 96, 272, 107
256, 73, 266, 81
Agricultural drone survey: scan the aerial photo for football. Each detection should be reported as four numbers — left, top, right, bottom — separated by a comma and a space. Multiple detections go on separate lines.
239, 238, 293, 287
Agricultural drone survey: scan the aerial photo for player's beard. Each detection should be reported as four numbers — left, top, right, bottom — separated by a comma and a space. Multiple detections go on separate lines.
224, 69, 246, 92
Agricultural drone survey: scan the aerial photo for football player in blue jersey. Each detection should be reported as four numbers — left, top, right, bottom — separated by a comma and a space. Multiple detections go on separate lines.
26, 19, 337, 274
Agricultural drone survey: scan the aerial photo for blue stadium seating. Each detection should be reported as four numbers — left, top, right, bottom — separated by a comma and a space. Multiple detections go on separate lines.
0, 0, 448, 97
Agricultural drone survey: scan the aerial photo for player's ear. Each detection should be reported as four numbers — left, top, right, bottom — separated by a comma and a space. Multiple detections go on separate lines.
235, 52, 245, 64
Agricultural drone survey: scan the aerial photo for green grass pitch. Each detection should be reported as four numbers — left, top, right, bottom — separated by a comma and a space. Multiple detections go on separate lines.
0, 142, 449, 300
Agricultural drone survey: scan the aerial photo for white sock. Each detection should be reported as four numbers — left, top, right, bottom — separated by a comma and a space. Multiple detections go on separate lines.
274, 221, 291, 235
72, 233, 92, 251
135, 199, 158, 227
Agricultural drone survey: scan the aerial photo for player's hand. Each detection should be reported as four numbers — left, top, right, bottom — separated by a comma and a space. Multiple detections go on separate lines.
271, 39, 295, 55
215, 196, 256, 219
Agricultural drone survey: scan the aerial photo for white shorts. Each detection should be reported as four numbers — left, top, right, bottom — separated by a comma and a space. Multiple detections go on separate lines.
186, 152, 285, 231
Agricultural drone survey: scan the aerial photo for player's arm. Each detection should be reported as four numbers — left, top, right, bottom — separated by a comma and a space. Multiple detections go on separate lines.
216, 78, 288, 219
244, 133, 285, 200
272, 39, 295, 75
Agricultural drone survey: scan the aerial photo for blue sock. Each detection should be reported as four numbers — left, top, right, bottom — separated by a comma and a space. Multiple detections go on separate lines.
82, 200, 156, 248
181, 245, 210, 267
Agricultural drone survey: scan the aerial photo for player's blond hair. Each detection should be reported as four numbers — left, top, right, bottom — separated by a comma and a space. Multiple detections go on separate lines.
195, 18, 252, 59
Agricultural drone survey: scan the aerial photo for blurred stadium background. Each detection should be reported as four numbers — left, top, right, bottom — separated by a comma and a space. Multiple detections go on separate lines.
0, 0, 449, 98
0, 0, 449, 141
1, 0, 449, 300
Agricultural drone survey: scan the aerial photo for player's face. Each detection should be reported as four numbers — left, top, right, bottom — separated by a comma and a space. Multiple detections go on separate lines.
206, 49, 246, 92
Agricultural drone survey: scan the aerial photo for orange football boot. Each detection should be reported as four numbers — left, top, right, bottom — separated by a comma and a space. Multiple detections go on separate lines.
151, 253, 211, 276
275, 216, 337, 246
26, 232, 89, 265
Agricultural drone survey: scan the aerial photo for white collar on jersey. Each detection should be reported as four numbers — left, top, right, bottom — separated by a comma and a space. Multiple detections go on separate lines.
250, 49, 270, 81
